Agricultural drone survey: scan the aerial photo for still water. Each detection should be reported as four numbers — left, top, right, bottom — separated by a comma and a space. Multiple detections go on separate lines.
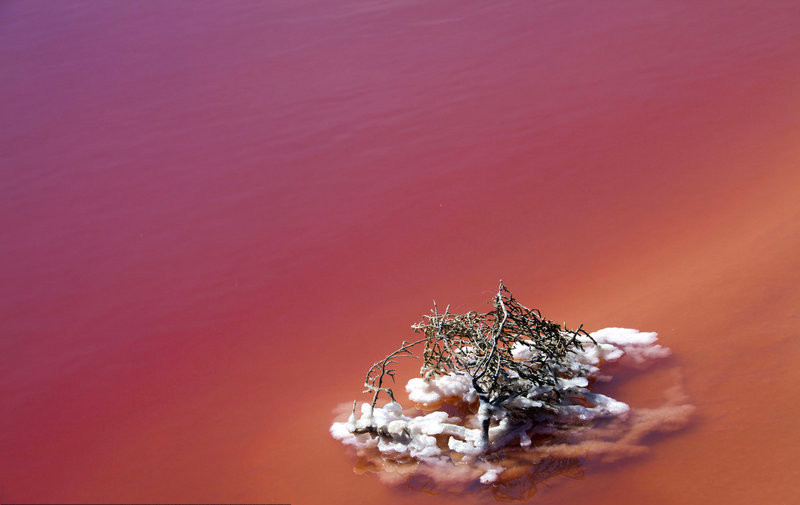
2, 1, 799, 503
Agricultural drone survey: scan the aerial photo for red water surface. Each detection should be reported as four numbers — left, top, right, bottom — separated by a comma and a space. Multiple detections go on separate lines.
2, 1, 800, 503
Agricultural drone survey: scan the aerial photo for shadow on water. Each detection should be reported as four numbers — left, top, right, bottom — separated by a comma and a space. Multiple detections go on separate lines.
399, 456, 585, 502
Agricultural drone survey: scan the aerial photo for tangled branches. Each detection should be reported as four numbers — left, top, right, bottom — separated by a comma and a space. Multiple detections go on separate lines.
333, 284, 689, 488
362, 282, 594, 444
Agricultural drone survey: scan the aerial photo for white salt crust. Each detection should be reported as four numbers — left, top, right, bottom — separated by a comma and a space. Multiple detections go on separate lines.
331, 327, 673, 485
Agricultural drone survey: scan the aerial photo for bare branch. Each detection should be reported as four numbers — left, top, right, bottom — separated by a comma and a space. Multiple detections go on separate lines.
359, 282, 591, 419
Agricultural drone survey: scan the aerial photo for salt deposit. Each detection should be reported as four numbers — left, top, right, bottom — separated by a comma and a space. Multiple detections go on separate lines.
330, 327, 692, 489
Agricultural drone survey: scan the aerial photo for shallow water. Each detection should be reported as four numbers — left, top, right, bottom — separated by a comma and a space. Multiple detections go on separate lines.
2, 1, 799, 503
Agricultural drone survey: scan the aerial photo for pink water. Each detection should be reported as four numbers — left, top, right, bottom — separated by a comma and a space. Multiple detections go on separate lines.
2, 1, 800, 503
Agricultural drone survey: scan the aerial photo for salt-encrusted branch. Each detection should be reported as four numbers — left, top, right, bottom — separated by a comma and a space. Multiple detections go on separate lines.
363, 338, 426, 415
332, 284, 686, 488
357, 281, 599, 451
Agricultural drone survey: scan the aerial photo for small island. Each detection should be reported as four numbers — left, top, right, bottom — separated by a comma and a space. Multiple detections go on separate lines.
331, 283, 693, 490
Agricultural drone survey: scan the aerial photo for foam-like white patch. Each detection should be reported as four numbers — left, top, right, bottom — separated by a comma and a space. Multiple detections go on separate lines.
479, 465, 504, 484
406, 373, 477, 405
585, 327, 671, 364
